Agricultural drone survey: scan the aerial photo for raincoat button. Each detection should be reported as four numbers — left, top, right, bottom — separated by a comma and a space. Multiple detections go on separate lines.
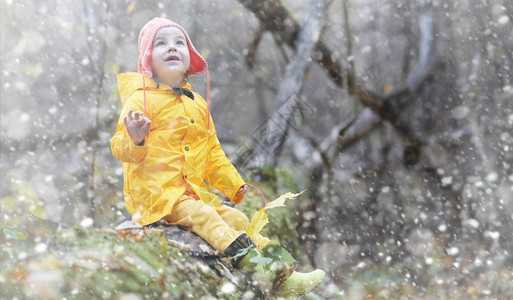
190, 119, 194, 123
185, 146, 189, 151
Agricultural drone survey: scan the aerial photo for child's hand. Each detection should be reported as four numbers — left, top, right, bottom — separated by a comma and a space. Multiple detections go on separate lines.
124, 109, 151, 145
234, 184, 248, 201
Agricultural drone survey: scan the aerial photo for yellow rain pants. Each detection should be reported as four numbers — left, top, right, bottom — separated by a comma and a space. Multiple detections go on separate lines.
162, 189, 270, 252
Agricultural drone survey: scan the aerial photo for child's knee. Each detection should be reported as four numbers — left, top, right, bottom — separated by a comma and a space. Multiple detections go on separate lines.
223, 207, 249, 230
231, 207, 249, 223
234, 212, 249, 229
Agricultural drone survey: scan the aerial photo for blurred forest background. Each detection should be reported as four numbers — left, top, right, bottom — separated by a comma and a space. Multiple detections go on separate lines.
2, 0, 513, 298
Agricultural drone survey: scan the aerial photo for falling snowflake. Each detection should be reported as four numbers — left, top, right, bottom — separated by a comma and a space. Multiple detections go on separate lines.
80, 218, 94, 228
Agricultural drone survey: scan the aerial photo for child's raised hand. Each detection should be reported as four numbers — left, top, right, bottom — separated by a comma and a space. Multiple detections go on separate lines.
123, 109, 151, 145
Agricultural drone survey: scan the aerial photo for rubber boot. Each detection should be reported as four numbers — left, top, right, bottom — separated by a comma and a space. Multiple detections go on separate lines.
257, 241, 325, 297
225, 235, 325, 297
238, 245, 293, 295
225, 234, 292, 294
277, 269, 326, 297
224, 233, 256, 266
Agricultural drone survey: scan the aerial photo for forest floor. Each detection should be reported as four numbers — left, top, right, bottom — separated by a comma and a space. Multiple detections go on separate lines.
2, 220, 513, 299
2, 178, 513, 299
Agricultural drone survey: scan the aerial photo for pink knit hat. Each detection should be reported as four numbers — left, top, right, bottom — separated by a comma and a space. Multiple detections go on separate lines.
138, 17, 208, 78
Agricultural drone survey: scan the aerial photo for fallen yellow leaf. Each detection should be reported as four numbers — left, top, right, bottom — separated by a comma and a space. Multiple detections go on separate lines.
247, 191, 304, 241
264, 191, 304, 210
247, 207, 268, 238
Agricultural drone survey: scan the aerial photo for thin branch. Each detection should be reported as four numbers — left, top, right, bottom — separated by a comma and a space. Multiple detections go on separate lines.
239, 0, 436, 153
331, 116, 356, 162
294, 127, 332, 170
291, 108, 382, 169
245, 24, 266, 69
342, 0, 357, 103
252, 0, 330, 166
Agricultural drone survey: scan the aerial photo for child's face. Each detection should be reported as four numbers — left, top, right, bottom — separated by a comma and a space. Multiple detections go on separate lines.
151, 27, 191, 84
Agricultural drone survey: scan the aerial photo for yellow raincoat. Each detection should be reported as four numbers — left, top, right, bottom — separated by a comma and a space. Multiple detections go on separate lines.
111, 72, 246, 226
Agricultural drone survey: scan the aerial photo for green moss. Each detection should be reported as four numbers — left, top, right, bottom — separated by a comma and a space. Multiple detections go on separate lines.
1, 227, 248, 299
1, 170, 314, 299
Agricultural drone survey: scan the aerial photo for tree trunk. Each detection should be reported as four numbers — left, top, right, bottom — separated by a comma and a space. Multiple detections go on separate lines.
251, 0, 330, 167
239, 0, 436, 155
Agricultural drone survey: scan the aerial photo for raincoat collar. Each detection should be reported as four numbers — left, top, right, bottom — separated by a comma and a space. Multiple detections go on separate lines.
117, 71, 209, 130
171, 86, 194, 99
117, 72, 192, 104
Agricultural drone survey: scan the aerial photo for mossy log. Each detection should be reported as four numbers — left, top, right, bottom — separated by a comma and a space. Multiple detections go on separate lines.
1, 224, 261, 299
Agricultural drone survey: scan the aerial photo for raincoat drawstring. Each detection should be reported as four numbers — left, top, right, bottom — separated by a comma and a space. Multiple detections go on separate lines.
143, 75, 148, 116
206, 70, 211, 132
246, 183, 267, 206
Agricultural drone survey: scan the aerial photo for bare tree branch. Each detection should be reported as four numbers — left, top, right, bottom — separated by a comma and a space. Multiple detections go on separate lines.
251, 0, 331, 167
245, 23, 266, 69
239, 0, 436, 152
383, 0, 435, 101
291, 108, 381, 170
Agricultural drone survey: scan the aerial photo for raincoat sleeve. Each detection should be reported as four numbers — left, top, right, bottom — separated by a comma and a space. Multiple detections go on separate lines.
204, 117, 246, 204
110, 94, 148, 163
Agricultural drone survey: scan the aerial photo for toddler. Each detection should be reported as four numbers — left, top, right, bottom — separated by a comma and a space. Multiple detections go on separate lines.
111, 17, 324, 297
